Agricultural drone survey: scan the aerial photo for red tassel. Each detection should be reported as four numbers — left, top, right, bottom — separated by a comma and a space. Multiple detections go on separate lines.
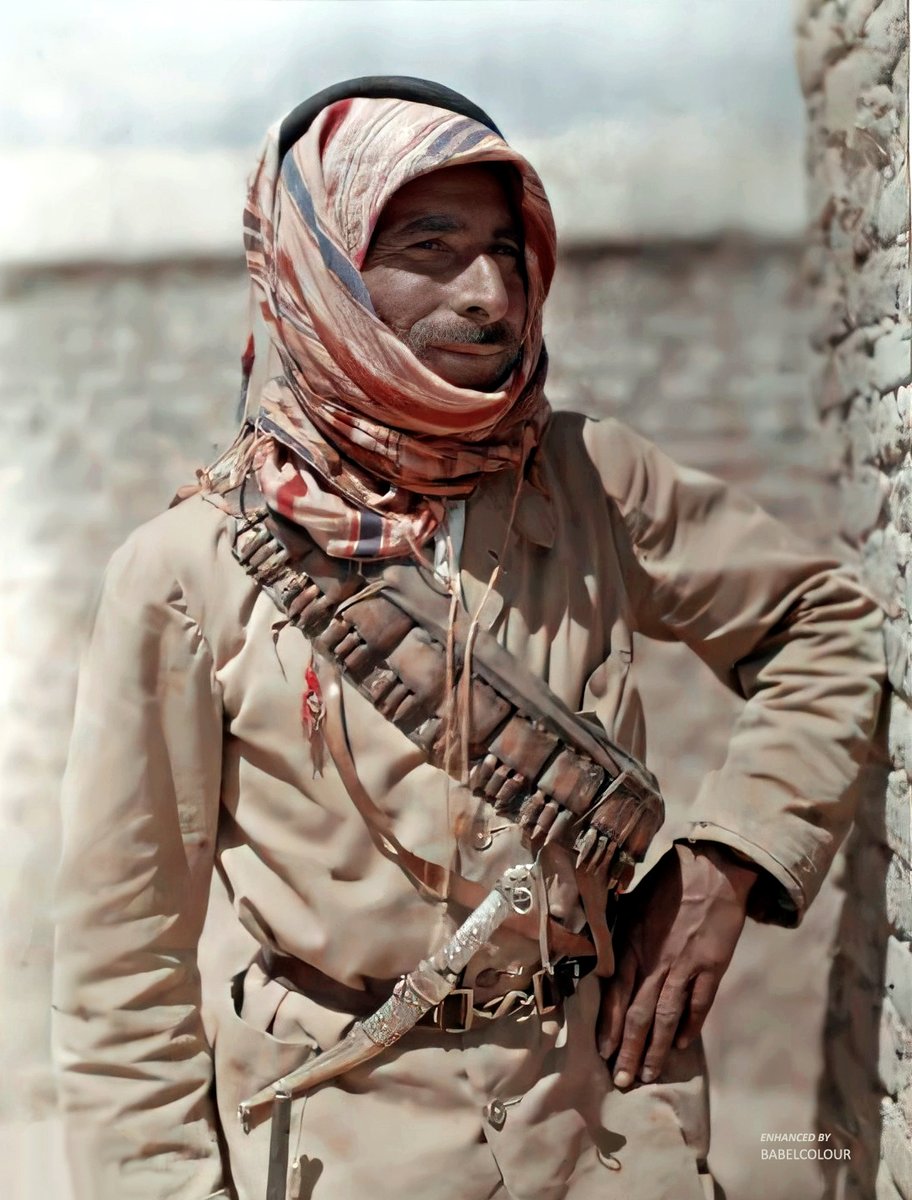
301, 663, 324, 737
301, 661, 325, 776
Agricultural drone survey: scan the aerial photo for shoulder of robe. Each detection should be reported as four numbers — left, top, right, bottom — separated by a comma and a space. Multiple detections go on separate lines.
545, 409, 645, 459
544, 409, 656, 511
103, 492, 238, 628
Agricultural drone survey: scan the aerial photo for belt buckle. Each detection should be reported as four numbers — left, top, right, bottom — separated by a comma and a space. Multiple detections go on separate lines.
532, 968, 560, 1016
436, 988, 474, 1032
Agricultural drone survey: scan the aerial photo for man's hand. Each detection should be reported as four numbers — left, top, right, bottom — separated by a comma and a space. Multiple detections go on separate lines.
597, 840, 758, 1088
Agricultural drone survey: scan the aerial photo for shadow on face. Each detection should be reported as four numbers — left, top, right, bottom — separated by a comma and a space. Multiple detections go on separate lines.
361, 163, 528, 392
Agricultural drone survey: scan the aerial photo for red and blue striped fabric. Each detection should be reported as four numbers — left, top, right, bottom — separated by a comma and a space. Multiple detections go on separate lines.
208, 96, 556, 561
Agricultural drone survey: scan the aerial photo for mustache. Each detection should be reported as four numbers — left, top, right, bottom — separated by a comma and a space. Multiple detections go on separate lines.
402, 318, 518, 353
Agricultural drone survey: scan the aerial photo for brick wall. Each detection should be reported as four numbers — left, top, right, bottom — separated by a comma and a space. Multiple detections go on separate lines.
796, 1, 912, 1197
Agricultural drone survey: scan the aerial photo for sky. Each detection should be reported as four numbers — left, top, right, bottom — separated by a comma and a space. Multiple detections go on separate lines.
2, 1, 810, 258
4, 0, 805, 147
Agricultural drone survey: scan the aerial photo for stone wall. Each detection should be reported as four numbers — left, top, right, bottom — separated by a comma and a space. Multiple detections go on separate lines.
796, 0, 912, 1197
0, 238, 851, 1200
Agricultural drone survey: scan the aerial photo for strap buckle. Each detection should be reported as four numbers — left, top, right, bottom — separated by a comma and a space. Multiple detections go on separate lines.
532, 956, 597, 1015
531, 968, 560, 1016
434, 988, 474, 1032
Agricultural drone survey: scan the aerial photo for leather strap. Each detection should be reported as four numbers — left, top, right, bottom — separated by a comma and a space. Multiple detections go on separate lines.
259, 946, 596, 1031
320, 658, 596, 959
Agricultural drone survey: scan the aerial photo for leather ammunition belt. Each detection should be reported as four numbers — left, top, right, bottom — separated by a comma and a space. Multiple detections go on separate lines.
219, 480, 664, 892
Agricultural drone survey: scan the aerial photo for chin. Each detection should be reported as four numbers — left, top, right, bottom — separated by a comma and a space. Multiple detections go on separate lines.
428, 355, 518, 394
449, 371, 508, 393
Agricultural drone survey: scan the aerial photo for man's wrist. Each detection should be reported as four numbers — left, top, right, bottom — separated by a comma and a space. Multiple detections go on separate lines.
675, 838, 761, 900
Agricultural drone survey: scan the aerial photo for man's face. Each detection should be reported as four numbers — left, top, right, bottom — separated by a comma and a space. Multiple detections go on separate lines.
361, 164, 527, 392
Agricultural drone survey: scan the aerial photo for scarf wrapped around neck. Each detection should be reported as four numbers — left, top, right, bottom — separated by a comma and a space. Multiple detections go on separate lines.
205, 94, 557, 560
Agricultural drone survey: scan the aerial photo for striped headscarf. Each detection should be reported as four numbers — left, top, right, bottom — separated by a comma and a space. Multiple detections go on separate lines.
206, 91, 557, 560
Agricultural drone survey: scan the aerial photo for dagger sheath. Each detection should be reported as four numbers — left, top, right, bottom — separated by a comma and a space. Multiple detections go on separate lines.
237, 862, 536, 1128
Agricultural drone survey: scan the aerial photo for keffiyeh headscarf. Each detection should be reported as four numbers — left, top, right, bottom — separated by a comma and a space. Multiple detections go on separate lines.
205, 85, 557, 560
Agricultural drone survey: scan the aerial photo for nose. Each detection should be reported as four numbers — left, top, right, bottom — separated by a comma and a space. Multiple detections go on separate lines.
450, 252, 510, 325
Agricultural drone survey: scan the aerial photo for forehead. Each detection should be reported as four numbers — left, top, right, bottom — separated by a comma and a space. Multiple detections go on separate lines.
373, 164, 518, 233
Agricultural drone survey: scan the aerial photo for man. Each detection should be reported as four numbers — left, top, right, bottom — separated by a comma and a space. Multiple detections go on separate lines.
53, 78, 884, 1200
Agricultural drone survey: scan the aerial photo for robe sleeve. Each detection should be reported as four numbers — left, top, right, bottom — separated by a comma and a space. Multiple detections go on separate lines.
583, 417, 885, 926
52, 521, 226, 1200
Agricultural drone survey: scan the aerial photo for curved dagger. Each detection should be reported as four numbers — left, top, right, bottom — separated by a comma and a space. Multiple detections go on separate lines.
237, 861, 537, 1130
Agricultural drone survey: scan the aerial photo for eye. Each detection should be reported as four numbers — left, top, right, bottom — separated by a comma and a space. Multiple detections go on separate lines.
494, 243, 521, 258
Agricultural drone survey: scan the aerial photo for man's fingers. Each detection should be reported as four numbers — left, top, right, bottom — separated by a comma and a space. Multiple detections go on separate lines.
676, 971, 720, 1049
611, 973, 665, 1089
597, 954, 636, 1060
640, 975, 689, 1082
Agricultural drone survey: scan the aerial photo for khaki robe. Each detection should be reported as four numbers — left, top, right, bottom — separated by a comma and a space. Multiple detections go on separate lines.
53, 414, 884, 1200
